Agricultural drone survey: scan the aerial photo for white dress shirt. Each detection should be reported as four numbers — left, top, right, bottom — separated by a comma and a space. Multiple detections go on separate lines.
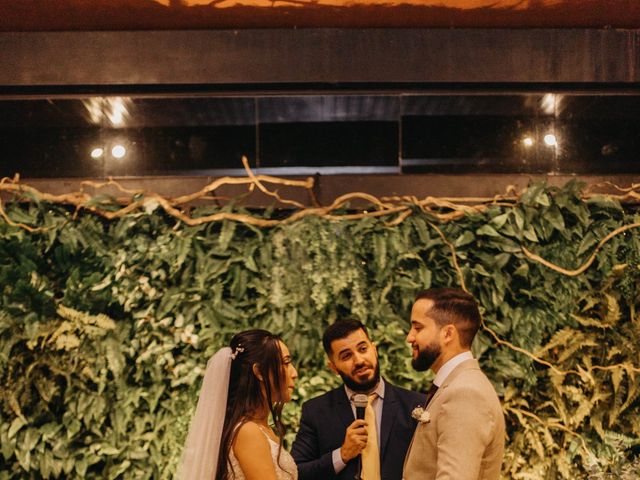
433, 350, 474, 387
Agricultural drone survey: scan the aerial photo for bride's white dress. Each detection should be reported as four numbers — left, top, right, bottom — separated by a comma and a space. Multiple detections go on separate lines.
228, 426, 298, 480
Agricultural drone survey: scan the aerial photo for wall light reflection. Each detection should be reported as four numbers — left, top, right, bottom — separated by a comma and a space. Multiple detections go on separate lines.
112, 145, 127, 158
543, 134, 558, 147
90, 147, 104, 159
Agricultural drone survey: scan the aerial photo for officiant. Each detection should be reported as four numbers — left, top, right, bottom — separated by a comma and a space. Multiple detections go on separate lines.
291, 319, 424, 480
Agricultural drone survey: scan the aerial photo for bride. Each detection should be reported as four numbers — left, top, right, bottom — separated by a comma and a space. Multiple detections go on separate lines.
177, 329, 299, 480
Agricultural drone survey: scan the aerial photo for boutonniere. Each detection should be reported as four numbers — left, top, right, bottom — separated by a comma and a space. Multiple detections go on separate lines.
411, 407, 431, 424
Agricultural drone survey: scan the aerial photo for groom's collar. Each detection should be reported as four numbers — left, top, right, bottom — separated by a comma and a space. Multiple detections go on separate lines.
433, 351, 474, 387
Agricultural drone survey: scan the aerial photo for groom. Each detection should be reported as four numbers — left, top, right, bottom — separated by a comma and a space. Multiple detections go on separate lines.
403, 288, 505, 480
292, 319, 424, 480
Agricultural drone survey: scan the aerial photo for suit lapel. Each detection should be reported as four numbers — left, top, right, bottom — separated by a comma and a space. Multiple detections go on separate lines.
379, 383, 398, 460
334, 387, 356, 435
426, 359, 480, 411
335, 382, 400, 460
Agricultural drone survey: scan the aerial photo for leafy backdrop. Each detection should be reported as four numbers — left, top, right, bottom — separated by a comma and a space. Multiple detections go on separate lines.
0, 180, 639, 479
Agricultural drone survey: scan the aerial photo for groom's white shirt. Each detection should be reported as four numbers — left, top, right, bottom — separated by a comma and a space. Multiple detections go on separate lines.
433, 351, 474, 387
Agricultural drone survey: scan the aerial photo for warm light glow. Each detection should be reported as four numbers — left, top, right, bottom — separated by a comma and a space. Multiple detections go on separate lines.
107, 98, 129, 126
90, 147, 104, 159
543, 134, 557, 146
522, 137, 534, 147
83, 98, 103, 125
112, 145, 127, 158
155, 0, 530, 7
541, 94, 556, 115
82, 97, 131, 127
110, 110, 124, 126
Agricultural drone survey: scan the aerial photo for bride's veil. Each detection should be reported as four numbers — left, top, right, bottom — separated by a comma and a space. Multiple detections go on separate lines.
176, 347, 233, 480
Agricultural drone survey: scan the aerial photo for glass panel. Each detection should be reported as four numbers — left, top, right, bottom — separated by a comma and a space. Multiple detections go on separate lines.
556, 95, 640, 174
1, 93, 639, 178
258, 96, 399, 171
0, 97, 257, 178
401, 94, 556, 173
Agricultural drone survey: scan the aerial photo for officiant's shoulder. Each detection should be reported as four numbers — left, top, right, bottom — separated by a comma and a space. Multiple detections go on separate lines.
299, 387, 340, 412
390, 383, 426, 407
394, 384, 425, 400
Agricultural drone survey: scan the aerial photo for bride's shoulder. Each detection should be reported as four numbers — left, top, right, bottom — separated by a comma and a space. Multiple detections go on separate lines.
235, 421, 263, 437
232, 421, 274, 466
233, 421, 271, 449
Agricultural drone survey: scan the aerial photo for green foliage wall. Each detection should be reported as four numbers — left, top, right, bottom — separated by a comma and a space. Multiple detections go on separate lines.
0, 181, 639, 479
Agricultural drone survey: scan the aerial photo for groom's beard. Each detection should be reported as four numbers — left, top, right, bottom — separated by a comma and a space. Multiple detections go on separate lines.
412, 342, 441, 372
338, 362, 381, 393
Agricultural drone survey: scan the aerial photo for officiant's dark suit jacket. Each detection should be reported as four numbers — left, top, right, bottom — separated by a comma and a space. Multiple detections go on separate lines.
291, 381, 424, 480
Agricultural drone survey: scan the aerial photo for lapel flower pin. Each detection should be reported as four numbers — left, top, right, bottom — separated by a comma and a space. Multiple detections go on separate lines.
411, 406, 431, 424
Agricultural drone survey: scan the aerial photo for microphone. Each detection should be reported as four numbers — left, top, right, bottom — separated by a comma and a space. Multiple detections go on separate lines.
351, 394, 368, 480
353, 393, 368, 420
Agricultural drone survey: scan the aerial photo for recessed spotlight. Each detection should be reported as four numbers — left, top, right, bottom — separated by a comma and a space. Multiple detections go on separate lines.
543, 134, 557, 147
522, 137, 534, 147
90, 147, 104, 159
112, 145, 127, 159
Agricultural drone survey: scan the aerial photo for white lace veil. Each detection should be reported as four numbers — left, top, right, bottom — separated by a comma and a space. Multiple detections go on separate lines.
176, 347, 233, 480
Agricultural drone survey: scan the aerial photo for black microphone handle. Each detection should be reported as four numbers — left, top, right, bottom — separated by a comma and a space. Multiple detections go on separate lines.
351, 395, 368, 480
354, 406, 366, 479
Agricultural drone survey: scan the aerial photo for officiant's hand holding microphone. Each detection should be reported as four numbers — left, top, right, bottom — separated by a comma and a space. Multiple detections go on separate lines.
339, 419, 368, 464
340, 394, 369, 479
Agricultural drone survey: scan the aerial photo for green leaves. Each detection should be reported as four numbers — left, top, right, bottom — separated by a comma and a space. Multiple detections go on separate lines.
0, 182, 639, 478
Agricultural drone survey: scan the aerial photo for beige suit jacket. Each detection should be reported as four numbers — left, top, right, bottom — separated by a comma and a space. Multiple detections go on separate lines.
403, 359, 505, 480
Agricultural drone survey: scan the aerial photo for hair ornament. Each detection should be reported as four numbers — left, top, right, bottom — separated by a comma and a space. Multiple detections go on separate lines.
230, 345, 245, 360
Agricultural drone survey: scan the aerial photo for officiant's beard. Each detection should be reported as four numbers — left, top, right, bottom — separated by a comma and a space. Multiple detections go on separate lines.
412, 342, 441, 372
338, 363, 381, 393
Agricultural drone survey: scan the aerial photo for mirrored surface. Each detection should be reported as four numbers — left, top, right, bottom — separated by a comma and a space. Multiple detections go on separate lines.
1, 93, 639, 178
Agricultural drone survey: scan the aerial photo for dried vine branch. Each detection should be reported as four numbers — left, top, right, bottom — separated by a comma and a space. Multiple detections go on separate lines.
521, 222, 640, 276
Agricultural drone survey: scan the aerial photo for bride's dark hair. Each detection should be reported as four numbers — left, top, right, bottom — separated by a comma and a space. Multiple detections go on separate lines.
216, 329, 289, 480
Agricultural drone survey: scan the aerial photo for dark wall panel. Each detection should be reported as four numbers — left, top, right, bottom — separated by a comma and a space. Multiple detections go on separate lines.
1, 29, 639, 88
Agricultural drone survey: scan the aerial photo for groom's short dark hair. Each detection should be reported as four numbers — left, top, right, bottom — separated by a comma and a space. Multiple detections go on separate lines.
322, 319, 370, 355
414, 288, 481, 348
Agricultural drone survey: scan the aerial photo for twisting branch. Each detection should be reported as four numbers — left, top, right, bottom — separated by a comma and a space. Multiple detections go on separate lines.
522, 222, 640, 276
240, 156, 307, 209
427, 221, 467, 291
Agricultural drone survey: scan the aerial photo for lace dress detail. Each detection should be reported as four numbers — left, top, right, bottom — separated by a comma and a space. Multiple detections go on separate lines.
228, 426, 298, 480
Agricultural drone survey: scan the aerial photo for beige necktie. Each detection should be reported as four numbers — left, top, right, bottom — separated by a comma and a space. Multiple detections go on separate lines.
361, 393, 381, 480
